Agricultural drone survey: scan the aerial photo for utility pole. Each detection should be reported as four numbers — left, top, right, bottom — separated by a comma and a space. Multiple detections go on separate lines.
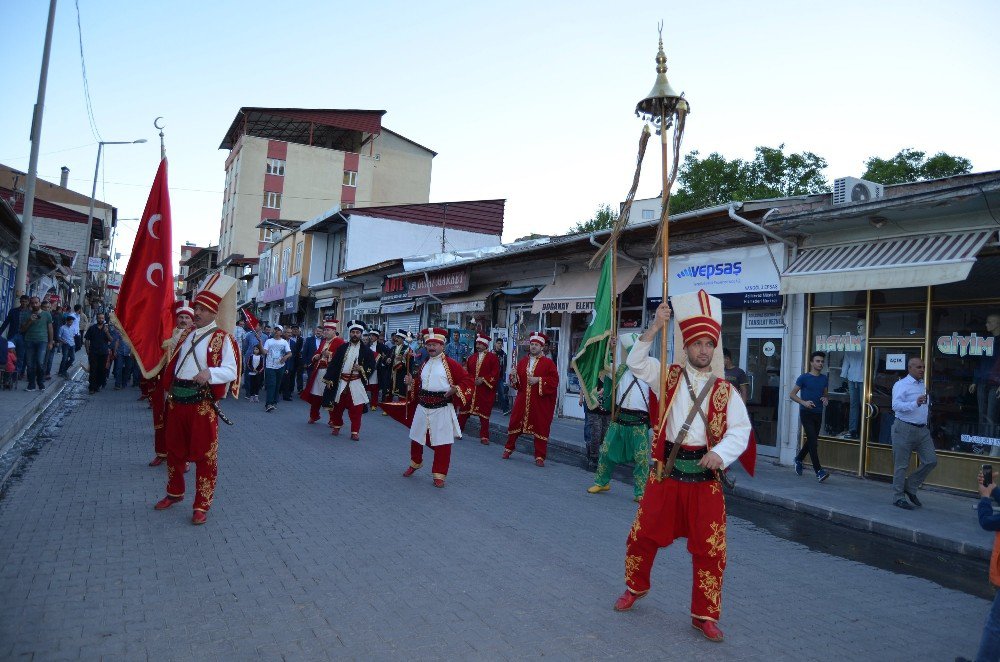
15, 0, 59, 297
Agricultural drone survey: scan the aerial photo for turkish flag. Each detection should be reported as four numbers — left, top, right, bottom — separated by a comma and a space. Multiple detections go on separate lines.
241, 307, 260, 332
111, 158, 174, 378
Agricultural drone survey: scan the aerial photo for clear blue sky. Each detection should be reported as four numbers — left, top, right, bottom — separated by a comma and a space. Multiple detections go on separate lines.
2, 0, 999, 271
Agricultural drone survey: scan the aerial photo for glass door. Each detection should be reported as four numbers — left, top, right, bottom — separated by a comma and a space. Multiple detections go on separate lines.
864, 343, 924, 477
744, 336, 782, 454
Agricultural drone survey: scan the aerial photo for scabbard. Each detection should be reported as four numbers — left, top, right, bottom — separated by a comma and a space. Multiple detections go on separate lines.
212, 400, 234, 426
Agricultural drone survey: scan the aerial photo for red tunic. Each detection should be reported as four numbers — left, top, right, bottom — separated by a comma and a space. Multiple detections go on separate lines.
461, 350, 500, 418
507, 354, 559, 440
300, 336, 344, 403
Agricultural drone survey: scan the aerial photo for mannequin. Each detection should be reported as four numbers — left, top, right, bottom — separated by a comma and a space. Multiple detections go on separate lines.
970, 314, 1000, 455
839, 319, 865, 439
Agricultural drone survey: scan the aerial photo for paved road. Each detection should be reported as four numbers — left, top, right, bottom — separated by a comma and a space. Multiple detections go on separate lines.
0, 382, 989, 660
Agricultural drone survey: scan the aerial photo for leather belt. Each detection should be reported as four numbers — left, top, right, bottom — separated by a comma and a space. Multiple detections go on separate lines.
340, 373, 361, 382
897, 419, 926, 429
615, 408, 650, 427
656, 442, 716, 482
169, 379, 204, 404
419, 389, 450, 409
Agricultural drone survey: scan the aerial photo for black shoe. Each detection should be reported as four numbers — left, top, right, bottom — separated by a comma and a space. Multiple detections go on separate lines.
282, 397, 292, 401
894, 498, 914, 510
904, 490, 922, 507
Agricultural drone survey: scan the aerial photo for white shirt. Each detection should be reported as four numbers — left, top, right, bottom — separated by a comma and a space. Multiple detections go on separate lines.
626, 338, 751, 468
410, 354, 462, 446
616, 369, 651, 412
891, 374, 929, 424
841, 349, 864, 383
173, 322, 238, 385
263, 337, 291, 370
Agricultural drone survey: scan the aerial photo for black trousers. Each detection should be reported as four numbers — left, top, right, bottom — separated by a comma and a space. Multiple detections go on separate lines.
89, 353, 109, 392
795, 409, 824, 472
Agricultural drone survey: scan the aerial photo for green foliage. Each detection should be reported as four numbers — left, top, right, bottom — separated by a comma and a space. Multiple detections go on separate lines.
862, 148, 972, 185
670, 145, 829, 214
571, 203, 619, 234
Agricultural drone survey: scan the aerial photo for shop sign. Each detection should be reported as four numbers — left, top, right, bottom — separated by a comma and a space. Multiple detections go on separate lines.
962, 434, 1000, 447
885, 354, 907, 370
282, 295, 298, 314
87, 257, 107, 272
815, 333, 863, 353
314, 297, 335, 309
762, 341, 776, 357
746, 311, 783, 329
407, 269, 468, 297
259, 282, 286, 304
647, 245, 784, 308
382, 276, 409, 302
442, 300, 486, 314
535, 300, 594, 313
936, 332, 994, 357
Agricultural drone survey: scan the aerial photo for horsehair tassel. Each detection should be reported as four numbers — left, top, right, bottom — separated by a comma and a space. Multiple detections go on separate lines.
589, 124, 652, 268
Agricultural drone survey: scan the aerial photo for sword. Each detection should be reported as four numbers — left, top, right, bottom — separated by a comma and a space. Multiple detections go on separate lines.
197, 384, 234, 426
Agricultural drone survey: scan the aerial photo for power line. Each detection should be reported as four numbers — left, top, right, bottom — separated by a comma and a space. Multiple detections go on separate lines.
74, 0, 102, 142
0, 142, 96, 162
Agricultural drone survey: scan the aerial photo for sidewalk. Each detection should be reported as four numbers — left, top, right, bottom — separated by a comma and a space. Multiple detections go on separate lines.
0, 367, 79, 459
488, 408, 994, 560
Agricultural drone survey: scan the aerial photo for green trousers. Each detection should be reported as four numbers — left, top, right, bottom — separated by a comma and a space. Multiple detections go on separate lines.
593, 421, 650, 498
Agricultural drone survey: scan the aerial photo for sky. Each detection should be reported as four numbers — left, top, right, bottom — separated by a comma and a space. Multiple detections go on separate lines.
2, 0, 999, 273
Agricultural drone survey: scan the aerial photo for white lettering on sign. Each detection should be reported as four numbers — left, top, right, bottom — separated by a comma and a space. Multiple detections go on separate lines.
962, 434, 1000, 447
815, 333, 863, 353
886, 354, 907, 370
936, 333, 995, 357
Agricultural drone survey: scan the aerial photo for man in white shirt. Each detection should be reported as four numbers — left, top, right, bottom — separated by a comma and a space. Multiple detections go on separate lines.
890, 357, 938, 510
262, 326, 292, 412
613, 291, 752, 643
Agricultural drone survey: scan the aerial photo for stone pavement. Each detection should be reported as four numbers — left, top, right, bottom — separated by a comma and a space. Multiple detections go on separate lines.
492, 408, 995, 560
0, 384, 990, 660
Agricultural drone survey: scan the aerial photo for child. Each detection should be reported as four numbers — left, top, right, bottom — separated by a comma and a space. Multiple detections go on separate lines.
245, 345, 265, 403
5, 341, 15, 390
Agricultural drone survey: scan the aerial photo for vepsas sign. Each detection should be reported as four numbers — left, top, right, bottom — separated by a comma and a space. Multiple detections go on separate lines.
648, 246, 783, 308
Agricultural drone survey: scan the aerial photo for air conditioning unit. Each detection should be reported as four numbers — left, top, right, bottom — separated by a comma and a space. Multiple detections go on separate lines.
374, 153, 381, 161
832, 177, 884, 205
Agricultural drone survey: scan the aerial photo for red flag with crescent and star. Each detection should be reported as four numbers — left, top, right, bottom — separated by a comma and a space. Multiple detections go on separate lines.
111, 158, 174, 378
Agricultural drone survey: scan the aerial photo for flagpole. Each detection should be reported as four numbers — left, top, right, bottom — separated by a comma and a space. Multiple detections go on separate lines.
610, 240, 619, 422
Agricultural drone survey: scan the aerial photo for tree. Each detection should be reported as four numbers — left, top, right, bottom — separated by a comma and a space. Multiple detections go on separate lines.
670, 145, 829, 214
862, 148, 972, 185
571, 203, 619, 234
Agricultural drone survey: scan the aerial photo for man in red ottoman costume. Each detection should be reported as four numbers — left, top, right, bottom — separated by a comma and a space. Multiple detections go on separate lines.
613, 290, 752, 643
401, 327, 473, 487
458, 334, 500, 445
503, 332, 559, 466
153, 274, 241, 525
322, 320, 375, 441
147, 299, 194, 467
300, 319, 342, 425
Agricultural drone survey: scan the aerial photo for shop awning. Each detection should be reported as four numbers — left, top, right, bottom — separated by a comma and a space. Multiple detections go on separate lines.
381, 301, 415, 314
531, 265, 640, 314
780, 230, 994, 295
441, 287, 493, 314
353, 300, 381, 315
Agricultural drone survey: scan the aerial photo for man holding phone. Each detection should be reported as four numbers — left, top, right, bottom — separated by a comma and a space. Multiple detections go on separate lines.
19, 296, 53, 392
890, 357, 938, 510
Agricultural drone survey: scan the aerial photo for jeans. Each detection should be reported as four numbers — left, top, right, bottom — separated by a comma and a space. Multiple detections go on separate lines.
24, 339, 47, 389
264, 367, 283, 406
12, 333, 25, 377
976, 588, 1000, 662
847, 380, 862, 434
496, 381, 510, 411
58, 344, 75, 375
795, 409, 824, 472
113, 354, 132, 387
44, 344, 55, 376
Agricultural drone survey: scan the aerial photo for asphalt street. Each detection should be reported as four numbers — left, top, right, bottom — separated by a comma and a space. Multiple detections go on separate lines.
0, 381, 990, 660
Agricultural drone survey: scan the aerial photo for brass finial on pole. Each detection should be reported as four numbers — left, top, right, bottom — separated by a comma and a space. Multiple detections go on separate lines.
635, 24, 690, 481
154, 117, 166, 159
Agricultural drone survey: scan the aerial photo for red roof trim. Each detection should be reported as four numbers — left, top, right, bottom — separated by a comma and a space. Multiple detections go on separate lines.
0, 188, 89, 224
347, 200, 504, 236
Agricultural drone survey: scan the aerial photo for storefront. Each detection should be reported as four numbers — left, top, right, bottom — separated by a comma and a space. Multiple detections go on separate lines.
647, 245, 788, 456
785, 229, 998, 493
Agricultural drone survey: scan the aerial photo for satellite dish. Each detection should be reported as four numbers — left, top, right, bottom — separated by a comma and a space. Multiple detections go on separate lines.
851, 183, 871, 202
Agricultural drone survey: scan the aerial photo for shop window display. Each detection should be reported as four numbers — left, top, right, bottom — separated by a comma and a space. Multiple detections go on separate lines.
870, 309, 924, 338
928, 304, 1000, 456
812, 291, 866, 308
812, 310, 866, 439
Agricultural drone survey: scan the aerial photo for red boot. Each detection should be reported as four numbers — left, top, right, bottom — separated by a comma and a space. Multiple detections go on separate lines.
433, 478, 445, 488
502, 449, 513, 460
331, 426, 341, 436
191, 511, 208, 525
148, 456, 164, 467
691, 618, 724, 642
613, 589, 645, 611
154, 496, 182, 510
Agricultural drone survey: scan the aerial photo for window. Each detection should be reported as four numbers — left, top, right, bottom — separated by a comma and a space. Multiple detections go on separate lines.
261, 228, 274, 244
642, 209, 654, 220
281, 246, 291, 282
266, 158, 285, 176
342, 170, 357, 187
263, 191, 281, 209
294, 241, 304, 272
259, 252, 271, 287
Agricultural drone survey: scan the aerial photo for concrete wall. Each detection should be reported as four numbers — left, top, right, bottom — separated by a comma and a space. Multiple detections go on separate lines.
342, 215, 500, 272
281, 143, 344, 221
365, 132, 433, 207
225, 136, 268, 260
31, 216, 90, 274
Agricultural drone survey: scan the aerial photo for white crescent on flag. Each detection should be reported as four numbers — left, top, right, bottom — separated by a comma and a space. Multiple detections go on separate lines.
147, 213, 161, 239
146, 263, 163, 287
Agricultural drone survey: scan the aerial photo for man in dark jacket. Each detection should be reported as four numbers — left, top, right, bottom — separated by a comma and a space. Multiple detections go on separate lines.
84, 313, 113, 393
0, 295, 30, 380
300, 325, 323, 387
322, 321, 376, 440
281, 324, 304, 400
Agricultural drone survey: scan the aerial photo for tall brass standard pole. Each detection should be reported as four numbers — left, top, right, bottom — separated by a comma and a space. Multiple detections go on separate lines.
658, 104, 670, 411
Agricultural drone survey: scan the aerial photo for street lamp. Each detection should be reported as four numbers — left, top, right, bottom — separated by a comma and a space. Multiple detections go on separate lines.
84, 139, 146, 307
636, 26, 691, 481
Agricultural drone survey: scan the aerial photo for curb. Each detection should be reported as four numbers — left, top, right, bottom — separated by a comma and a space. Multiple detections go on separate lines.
0, 367, 80, 458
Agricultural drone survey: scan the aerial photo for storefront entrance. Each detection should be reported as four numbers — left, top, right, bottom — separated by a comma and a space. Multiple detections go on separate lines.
743, 335, 782, 456
863, 343, 925, 478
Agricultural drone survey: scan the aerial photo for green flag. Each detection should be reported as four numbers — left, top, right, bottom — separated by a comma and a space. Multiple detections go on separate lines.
571, 253, 614, 410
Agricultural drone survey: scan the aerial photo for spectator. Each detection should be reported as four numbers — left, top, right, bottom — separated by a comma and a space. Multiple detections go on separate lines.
790, 351, 830, 482
110, 324, 134, 389
493, 337, 509, 411
57, 316, 76, 377
234, 318, 248, 350
965, 470, 1000, 662
84, 313, 113, 394
19, 296, 52, 392
0, 295, 30, 380
890, 357, 937, 510
74, 304, 89, 336
5, 340, 16, 388
262, 325, 292, 412
723, 348, 750, 402
244, 345, 265, 403
281, 324, 303, 400
241, 322, 266, 394
41, 300, 58, 379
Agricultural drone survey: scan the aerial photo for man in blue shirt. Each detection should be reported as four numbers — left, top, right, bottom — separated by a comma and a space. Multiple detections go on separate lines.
790, 351, 830, 482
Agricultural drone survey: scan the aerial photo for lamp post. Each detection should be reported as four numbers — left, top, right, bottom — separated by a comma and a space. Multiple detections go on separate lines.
83, 139, 146, 308
635, 26, 690, 480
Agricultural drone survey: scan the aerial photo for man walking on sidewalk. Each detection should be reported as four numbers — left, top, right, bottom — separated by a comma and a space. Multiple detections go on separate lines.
890, 357, 937, 510
84, 314, 113, 394
57, 316, 76, 377
20, 296, 52, 392
790, 351, 831, 482
262, 326, 292, 412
